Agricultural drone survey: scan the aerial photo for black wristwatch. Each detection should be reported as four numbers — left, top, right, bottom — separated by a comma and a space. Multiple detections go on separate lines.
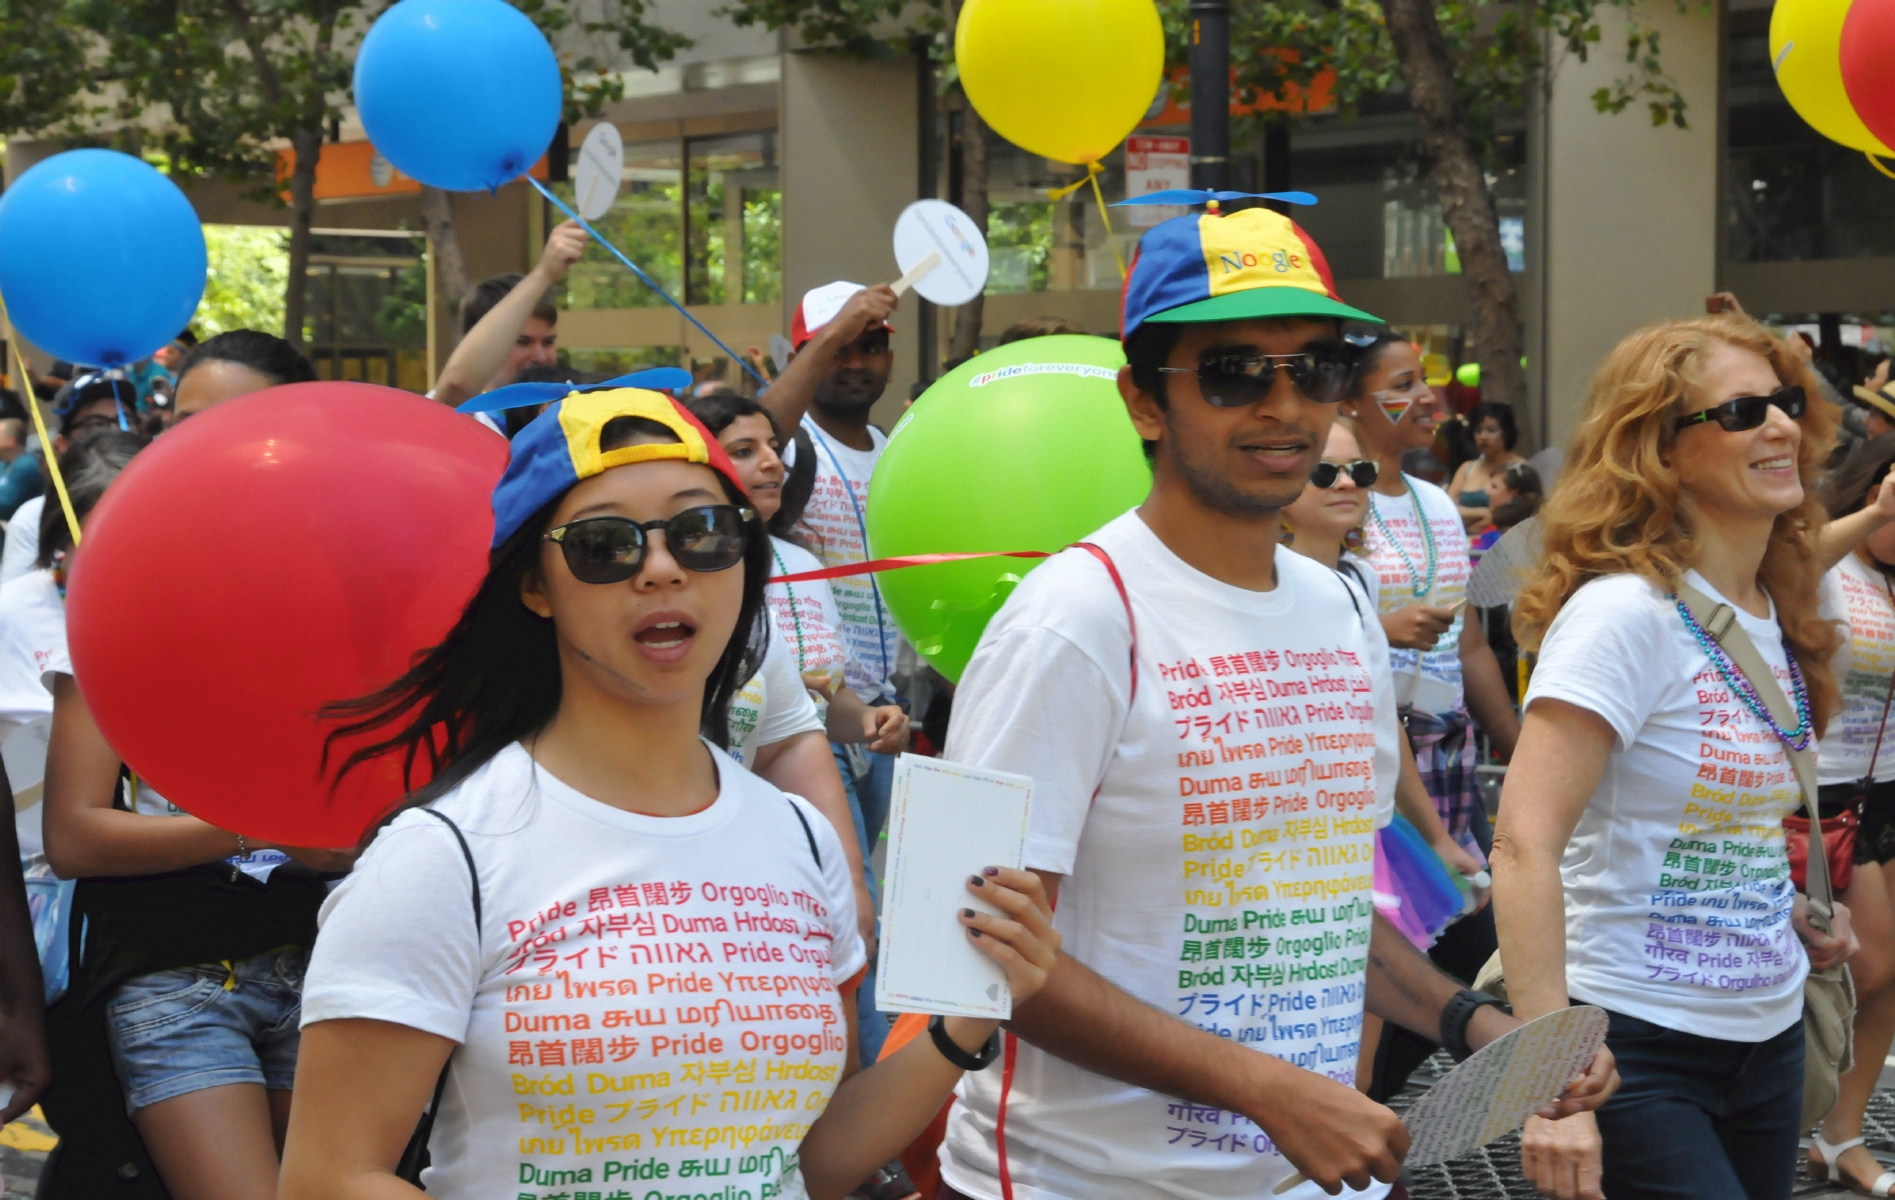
1439, 988, 1510, 1063
928, 1014, 1002, 1071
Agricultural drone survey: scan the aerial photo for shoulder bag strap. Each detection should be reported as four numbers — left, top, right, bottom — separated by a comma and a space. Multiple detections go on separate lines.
397, 808, 484, 1184
1071, 542, 1137, 705
1863, 572, 1895, 784
1675, 581, 1833, 924
783, 797, 823, 868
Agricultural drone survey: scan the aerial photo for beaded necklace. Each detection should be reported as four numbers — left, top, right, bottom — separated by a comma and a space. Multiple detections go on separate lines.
1368, 476, 1438, 599
769, 543, 810, 670
1672, 594, 1813, 751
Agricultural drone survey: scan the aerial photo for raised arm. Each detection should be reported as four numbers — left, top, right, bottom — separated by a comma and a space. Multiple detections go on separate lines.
430, 221, 588, 408
760, 286, 898, 435
1818, 478, 1895, 572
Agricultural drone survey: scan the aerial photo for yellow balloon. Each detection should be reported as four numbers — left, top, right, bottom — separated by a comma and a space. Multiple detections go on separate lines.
1770, 0, 1894, 155
956, 0, 1165, 166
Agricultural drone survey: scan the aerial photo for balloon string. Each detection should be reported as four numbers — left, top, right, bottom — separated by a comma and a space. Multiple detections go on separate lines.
769, 548, 1053, 584
1045, 161, 1104, 202
1088, 168, 1127, 281
1870, 152, 1895, 181
526, 176, 767, 388
0, 291, 83, 548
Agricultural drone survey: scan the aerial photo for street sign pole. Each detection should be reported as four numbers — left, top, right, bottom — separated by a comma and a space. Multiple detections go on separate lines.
1188, 0, 1230, 192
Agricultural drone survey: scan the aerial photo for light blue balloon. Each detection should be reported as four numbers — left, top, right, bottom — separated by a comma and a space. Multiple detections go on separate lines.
0, 149, 206, 369
354, 0, 563, 193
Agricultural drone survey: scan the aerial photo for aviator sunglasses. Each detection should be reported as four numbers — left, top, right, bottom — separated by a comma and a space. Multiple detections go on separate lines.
543, 504, 757, 584
1672, 385, 1806, 433
1158, 343, 1356, 407
1310, 459, 1379, 489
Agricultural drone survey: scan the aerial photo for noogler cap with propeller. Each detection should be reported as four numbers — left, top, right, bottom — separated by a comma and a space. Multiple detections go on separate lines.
1115, 190, 1381, 339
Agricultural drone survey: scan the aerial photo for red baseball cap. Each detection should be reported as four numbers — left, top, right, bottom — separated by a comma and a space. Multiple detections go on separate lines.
790, 281, 895, 350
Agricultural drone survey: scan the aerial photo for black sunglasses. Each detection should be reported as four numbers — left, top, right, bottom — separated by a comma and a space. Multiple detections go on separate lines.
1673, 385, 1806, 433
543, 504, 757, 584
1310, 459, 1378, 489
1158, 343, 1355, 407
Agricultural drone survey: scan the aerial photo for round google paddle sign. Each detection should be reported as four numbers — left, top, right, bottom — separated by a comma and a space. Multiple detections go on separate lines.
892, 199, 990, 306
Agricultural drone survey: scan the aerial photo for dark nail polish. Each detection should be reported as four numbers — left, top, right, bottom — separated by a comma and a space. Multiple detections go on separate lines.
983, 867, 1000, 876
963, 908, 977, 918
969, 928, 983, 938
969, 874, 986, 887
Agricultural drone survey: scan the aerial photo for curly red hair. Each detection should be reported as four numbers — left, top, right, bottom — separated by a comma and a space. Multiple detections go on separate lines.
1513, 315, 1841, 733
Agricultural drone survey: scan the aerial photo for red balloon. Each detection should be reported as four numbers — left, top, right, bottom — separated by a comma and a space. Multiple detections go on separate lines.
1842, 0, 1895, 150
66, 382, 507, 846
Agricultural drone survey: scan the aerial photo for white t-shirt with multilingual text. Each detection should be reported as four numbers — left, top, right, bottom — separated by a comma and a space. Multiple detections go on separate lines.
939, 510, 1400, 1200
1364, 479, 1469, 716
1818, 555, 1895, 786
788, 423, 898, 700
726, 636, 826, 768
1525, 569, 1807, 1042
301, 741, 866, 1200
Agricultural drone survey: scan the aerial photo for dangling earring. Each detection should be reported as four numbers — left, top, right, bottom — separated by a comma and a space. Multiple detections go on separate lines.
1279, 516, 1296, 547
1343, 523, 1367, 555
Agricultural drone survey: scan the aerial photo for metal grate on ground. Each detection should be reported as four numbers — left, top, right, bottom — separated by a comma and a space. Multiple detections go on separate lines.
1389, 1051, 1895, 1199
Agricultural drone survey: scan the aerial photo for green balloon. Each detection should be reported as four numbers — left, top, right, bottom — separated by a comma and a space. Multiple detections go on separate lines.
867, 335, 1151, 682
1455, 361, 1481, 388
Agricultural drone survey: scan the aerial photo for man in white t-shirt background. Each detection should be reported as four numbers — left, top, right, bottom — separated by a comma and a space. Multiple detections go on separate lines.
935, 206, 1615, 1200
760, 280, 908, 1057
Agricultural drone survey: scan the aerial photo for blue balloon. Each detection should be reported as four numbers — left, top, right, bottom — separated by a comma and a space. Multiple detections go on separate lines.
355, 0, 563, 193
0, 149, 206, 369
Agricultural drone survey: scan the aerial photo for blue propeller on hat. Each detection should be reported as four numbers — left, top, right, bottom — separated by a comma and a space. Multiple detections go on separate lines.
1112, 190, 1319, 207
455, 367, 696, 414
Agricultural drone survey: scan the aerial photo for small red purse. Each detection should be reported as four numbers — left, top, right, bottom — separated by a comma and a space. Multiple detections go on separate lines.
1789, 627, 1895, 894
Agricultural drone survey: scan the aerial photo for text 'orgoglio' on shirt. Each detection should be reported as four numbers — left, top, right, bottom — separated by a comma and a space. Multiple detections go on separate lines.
939, 510, 1402, 1200
1525, 569, 1807, 1042
300, 742, 866, 1200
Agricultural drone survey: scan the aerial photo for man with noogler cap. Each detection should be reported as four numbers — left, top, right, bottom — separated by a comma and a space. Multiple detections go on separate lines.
932, 204, 1618, 1200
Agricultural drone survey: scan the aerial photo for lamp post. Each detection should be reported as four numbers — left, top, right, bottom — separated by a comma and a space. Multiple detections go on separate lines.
1188, 0, 1229, 192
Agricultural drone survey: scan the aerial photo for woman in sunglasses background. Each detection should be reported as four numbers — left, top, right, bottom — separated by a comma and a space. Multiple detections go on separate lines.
1280, 414, 1494, 1091
281, 389, 1059, 1200
1338, 328, 1521, 1099
1494, 315, 1856, 1200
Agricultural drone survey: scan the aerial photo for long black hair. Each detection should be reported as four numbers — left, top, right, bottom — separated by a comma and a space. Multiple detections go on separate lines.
37, 430, 147, 568
320, 416, 772, 824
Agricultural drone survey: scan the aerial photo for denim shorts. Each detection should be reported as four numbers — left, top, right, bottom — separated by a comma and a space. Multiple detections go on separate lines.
104, 947, 306, 1115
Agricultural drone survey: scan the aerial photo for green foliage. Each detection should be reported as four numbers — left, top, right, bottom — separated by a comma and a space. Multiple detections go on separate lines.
741, 189, 782, 305
0, 1, 691, 193
377, 253, 430, 350
195, 225, 289, 337
718, 0, 946, 58
986, 202, 1053, 293
1165, 0, 1700, 152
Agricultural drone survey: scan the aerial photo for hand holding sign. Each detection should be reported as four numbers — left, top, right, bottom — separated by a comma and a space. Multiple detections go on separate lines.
893, 200, 989, 306
1273, 1005, 1610, 1194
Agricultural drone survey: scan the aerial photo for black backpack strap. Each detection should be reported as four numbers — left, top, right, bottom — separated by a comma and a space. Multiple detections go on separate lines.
785, 797, 822, 869
396, 808, 481, 1185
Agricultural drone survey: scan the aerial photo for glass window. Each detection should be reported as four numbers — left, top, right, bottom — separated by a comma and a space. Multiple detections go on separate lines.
686, 131, 781, 306
554, 140, 684, 310
980, 136, 1133, 293
1726, 4, 1895, 262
